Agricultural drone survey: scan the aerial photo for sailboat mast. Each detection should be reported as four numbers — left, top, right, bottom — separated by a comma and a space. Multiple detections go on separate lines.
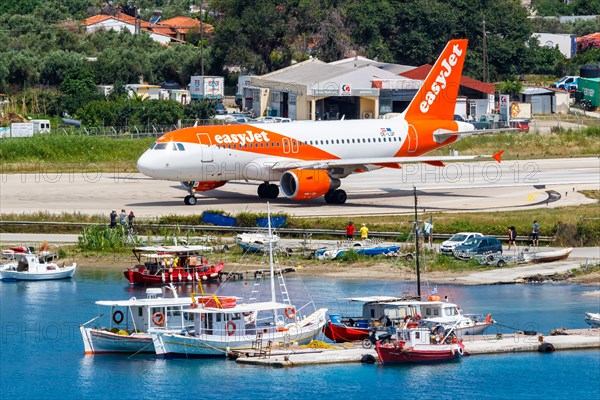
267, 202, 276, 303
413, 186, 421, 298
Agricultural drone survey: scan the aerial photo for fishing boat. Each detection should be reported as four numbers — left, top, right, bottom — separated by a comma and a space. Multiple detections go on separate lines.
80, 285, 198, 354
584, 312, 600, 328
235, 232, 280, 252
151, 205, 327, 358
376, 325, 465, 364
323, 296, 493, 343
123, 245, 223, 285
0, 251, 76, 281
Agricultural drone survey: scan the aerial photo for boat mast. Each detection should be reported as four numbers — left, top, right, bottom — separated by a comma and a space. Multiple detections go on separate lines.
413, 186, 421, 298
267, 202, 276, 303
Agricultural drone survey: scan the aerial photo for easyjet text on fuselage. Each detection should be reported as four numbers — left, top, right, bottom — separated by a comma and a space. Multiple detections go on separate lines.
214, 131, 270, 146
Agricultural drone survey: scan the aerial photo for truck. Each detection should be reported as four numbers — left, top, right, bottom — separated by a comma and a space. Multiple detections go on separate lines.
189, 76, 224, 100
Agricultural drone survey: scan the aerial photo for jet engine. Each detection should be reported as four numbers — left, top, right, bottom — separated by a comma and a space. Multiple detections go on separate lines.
181, 181, 226, 192
279, 169, 340, 200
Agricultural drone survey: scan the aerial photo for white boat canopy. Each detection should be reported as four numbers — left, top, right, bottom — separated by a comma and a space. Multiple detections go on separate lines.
184, 301, 290, 314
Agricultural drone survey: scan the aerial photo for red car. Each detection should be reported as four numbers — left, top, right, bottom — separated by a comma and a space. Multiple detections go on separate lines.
509, 119, 530, 133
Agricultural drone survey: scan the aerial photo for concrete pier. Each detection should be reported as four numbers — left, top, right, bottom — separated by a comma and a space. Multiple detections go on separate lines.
234, 329, 600, 367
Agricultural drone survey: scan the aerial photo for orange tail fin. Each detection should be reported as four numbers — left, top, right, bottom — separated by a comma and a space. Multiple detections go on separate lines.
404, 39, 468, 122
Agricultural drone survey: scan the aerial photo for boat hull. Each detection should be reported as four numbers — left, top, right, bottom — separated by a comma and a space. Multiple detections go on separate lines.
376, 342, 463, 364
0, 265, 76, 281
124, 264, 222, 285
584, 313, 600, 328
80, 327, 154, 354
323, 321, 371, 342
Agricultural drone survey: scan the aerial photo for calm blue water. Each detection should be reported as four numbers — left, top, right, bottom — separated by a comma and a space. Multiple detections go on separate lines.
1, 269, 599, 400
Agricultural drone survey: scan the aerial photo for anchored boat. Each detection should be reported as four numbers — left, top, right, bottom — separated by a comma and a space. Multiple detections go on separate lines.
0, 251, 76, 281
123, 245, 223, 285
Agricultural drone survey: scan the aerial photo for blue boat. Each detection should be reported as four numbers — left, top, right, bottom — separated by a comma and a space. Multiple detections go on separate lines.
315, 241, 401, 260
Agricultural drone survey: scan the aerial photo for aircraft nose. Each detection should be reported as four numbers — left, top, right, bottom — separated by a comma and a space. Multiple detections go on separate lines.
137, 150, 156, 177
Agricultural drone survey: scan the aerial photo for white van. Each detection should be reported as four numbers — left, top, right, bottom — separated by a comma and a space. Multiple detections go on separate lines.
440, 232, 483, 254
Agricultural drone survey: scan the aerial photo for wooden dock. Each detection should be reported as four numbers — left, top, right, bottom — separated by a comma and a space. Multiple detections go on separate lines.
220, 267, 297, 281
234, 329, 600, 367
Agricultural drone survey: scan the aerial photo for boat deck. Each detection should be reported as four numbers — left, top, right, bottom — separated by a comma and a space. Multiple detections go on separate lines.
234, 328, 600, 367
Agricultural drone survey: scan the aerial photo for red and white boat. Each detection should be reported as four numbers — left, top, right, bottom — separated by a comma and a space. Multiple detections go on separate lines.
123, 245, 223, 285
376, 326, 465, 364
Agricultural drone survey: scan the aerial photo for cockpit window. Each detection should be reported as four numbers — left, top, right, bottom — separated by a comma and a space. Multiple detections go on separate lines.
177, 143, 185, 151
154, 143, 168, 150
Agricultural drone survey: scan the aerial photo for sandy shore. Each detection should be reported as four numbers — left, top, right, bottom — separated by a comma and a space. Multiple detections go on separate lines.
70, 253, 599, 286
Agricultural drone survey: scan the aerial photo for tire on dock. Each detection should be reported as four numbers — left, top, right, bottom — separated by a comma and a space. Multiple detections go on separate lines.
538, 342, 555, 353
360, 354, 376, 364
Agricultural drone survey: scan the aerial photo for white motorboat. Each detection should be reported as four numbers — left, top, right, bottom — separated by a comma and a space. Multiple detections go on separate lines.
80, 286, 196, 355
235, 232, 280, 252
152, 205, 327, 358
0, 252, 76, 281
584, 312, 600, 328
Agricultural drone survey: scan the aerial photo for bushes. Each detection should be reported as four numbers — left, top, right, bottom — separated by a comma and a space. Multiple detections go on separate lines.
77, 225, 137, 252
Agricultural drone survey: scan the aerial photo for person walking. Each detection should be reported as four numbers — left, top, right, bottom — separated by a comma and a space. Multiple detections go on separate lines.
360, 223, 369, 240
507, 226, 517, 250
109, 210, 117, 228
345, 221, 355, 240
531, 220, 540, 247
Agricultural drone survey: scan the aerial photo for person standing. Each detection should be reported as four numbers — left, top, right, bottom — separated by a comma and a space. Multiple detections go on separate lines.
128, 211, 135, 232
345, 221, 355, 240
507, 226, 517, 250
531, 220, 540, 247
109, 210, 117, 228
423, 219, 434, 245
360, 223, 369, 240
119, 209, 127, 227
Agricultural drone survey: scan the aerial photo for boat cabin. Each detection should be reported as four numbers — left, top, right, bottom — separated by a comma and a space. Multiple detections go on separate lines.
96, 289, 194, 334
359, 298, 464, 326
13, 253, 59, 273
396, 328, 432, 345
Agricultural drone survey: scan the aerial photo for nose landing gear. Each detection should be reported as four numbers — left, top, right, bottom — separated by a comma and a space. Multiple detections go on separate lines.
184, 195, 197, 205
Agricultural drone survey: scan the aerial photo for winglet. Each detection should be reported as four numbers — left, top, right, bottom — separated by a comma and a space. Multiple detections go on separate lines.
493, 150, 504, 163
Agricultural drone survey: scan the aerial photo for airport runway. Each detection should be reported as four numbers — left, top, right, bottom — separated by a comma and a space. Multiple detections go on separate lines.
0, 157, 598, 218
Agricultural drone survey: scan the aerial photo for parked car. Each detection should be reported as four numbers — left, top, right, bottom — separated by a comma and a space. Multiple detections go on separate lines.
255, 116, 292, 123
550, 76, 579, 91
471, 114, 500, 130
453, 236, 502, 259
453, 114, 466, 122
440, 232, 483, 255
509, 119, 530, 133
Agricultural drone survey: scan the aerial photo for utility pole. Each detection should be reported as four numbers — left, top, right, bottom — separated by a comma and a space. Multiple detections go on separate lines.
413, 186, 421, 298
200, 0, 204, 76
482, 16, 488, 83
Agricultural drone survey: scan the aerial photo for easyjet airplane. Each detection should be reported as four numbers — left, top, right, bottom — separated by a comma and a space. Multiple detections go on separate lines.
137, 39, 502, 205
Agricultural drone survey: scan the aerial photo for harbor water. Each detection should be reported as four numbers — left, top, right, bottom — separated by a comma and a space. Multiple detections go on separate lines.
1, 268, 599, 399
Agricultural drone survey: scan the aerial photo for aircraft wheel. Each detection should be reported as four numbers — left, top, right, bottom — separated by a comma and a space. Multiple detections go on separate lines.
324, 191, 334, 204
332, 189, 347, 204
184, 195, 197, 205
266, 184, 279, 199
257, 183, 268, 198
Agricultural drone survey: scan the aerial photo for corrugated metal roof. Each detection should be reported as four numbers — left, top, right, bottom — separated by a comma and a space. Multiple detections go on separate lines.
401, 64, 495, 94
521, 87, 554, 95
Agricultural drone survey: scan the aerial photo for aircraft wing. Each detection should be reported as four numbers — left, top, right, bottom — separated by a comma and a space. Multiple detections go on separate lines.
433, 127, 518, 143
270, 151, 503, 171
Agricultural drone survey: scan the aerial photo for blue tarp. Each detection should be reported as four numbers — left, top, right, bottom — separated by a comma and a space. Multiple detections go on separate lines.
256, 216, 287, 228
202, 212, 237, 227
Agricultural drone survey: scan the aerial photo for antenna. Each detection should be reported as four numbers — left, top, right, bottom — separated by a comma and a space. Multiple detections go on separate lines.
267, 202, 276, 303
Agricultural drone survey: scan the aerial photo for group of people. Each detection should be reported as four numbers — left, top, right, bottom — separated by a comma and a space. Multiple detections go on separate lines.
507, 220, 540, 250
109, 209, 135, 232
345, 221, 369, 240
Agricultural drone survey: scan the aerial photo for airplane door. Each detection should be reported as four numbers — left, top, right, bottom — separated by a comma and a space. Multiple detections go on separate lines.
196, 133, 213, 162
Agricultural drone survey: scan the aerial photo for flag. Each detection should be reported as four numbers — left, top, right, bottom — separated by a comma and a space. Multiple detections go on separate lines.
430, 286, 438, 295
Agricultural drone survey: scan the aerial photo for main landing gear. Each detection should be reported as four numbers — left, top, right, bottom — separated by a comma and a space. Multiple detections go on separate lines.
184, 195, 197, 205
257, 182, 279, 199
324, 189, 347, 204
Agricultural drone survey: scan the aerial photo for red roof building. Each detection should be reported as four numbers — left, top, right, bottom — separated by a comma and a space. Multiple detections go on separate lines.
400, 64, 495, 95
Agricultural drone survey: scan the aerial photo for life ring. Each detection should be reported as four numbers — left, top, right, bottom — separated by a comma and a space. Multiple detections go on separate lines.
190, 302, 198, 309
414, 314, 422, 320
226, 321, 236, 336
285, 307, 296, 319
407, 321, 419, 329
458, 347, 464, 356
152, 312, 165, 326
112, 310, 124, 324
404, 315, 412, 322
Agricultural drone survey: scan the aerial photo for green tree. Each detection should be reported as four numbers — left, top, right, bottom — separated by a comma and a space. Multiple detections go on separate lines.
60, 70, 101, 115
